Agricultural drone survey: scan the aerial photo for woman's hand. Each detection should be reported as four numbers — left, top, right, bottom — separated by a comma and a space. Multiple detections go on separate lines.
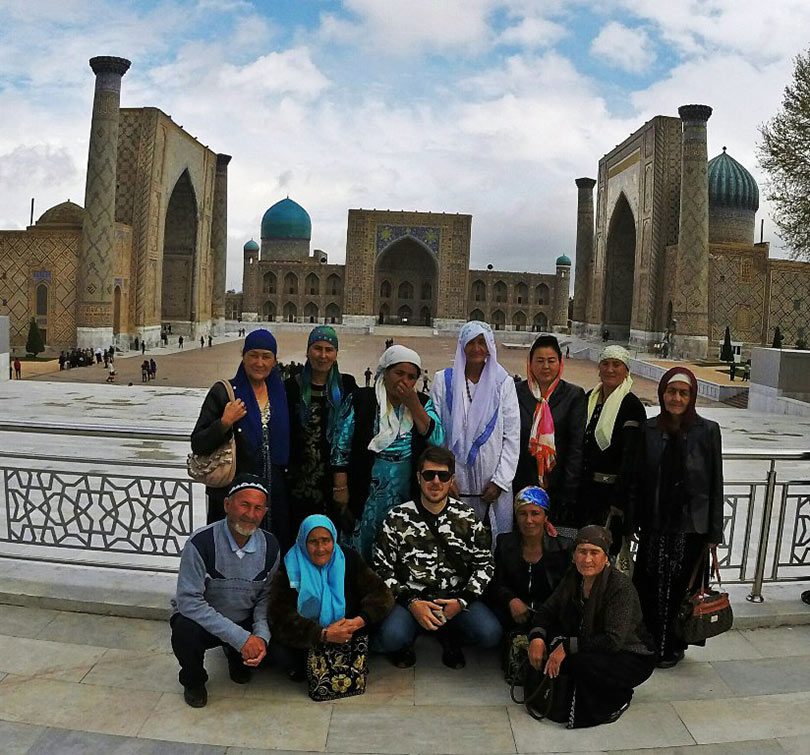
323, 618, 361, 644
528, 637, 546, 670
508, 597, 531, 624
221, 399, 247, 429
544, 643, 566, 678
396, 380, 422, 412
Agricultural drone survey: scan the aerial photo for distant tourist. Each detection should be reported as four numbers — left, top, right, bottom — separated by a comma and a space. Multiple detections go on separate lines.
178, 335, 184, 349
150, 358, 157, 380
171, 475, 280, 708
59, 352, 66, 371
729, 361, 736, 381
141, 360, 150, 382
363, 366, 372, 387
105, 362, 116, 383
431, 321, 519, 540
141, 340, 146, 355
191, 329, 291, 547
628, 368, 724, 669
13, 357, 21, 380
285, 326, 357, 534
208, 335, 213, 348
200, 336, 205, 349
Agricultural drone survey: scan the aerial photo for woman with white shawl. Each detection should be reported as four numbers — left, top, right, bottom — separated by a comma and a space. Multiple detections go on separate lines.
331, 345, 444, 561
578, 345, 647, 548
431, 321, 520, 540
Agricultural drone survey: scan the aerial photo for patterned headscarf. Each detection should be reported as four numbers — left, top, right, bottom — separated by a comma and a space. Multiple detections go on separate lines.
513, 485, 558, 536
444, 321, 509, 466
526, 335, 563, 489
300, 326, 344, 443
368, 345, 421, 452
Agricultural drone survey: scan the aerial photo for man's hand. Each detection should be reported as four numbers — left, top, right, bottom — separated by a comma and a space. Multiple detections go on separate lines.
544, 643, 566, 678
528, 637, 546, 670
240, 635, 267, 667
480, 481, 502, 504
409, 600, 445, 631
434, 598, 463, 621
221, 399, 247, 429
508, 597, 531, 624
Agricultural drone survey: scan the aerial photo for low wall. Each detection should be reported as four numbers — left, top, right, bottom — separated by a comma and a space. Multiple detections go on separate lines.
749, 347, 810, 416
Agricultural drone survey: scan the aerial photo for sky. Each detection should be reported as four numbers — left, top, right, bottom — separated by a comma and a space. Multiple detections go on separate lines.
1, 0, 808, 290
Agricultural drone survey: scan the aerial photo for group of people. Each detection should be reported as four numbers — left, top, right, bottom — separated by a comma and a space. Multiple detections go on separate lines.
178, 322, 725, 727
141, 358, 158, 382
58, 346, 114, 370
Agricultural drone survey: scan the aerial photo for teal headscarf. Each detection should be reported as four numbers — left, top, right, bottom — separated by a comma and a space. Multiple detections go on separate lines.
300, 326, 343, 443
284, 515, 346, 627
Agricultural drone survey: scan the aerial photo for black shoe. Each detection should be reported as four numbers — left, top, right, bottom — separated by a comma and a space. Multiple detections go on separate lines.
802, 590, 810, 606
441, 645, 466, 670
656, 650, 684, 669
605, 701, 630, 724
227, 655, 252, 684
390, 645, 416, 668
183, 685, 207, 708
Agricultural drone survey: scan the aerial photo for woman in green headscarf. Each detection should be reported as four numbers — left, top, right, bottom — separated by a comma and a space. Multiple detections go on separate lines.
285, 326, 357, 533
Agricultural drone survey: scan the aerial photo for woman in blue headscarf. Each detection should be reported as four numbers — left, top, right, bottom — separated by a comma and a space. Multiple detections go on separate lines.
191, 329, 291, 545
285, 326, 357, 534
268, 515, 394, 679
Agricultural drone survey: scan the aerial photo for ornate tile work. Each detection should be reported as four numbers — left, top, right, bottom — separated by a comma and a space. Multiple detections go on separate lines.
709, 251, 766, 343
768, 263, 810, 345
376, 225, 440, 255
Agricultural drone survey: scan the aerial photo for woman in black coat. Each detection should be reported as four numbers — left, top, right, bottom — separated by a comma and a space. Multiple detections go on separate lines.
513, 335, 586, 533
628, 367, 724, 668
528, 526, 655, 728
191, 329, 291, 547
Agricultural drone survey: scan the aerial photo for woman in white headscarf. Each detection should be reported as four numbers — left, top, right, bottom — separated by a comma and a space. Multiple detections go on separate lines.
431, 321, 520, 540
331, 346, 444, 560
578, 345, 647, 544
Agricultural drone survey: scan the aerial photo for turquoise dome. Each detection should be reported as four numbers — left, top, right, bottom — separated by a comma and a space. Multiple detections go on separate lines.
260, 197, 311, 240
243, 238, 259, 252
556, 254, 572, 266
708, 148, 759, 212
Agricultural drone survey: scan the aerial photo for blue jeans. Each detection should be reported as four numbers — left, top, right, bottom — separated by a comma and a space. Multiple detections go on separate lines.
373, 601, 502, 653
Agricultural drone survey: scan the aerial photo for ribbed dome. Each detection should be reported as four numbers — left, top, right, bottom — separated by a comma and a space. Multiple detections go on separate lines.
243, 238, 259, 252
35, 200, 84, 228
708, 148, 759, 212
556, 254, 572, 266
260, 197, 311, 240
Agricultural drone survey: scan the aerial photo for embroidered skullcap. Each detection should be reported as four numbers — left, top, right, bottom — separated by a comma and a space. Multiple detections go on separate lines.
513, 486, 551, 512
599, 345, 630, 369
243, 329, 277, 355
574, 525, 612, 555
308, 325, 339, 350
226, 473, 269, 500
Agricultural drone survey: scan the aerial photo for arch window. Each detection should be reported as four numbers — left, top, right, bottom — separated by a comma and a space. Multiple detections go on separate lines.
326, 303, 340, 324
536, 283, 550, 305
36, 283, 48, 317
262, 272, 276, 294
398, 304, 413, 323
515, 282, 528, 304
398, 281, 414, 300
533, 312, 548, 331
472, 279, 486, 302
469, 308, 485, 322
283, 301, 297, 322
494, 281, 507, 303
327, 274, 341, 296
492, 309, 506, 330
513, 310, 527, 331
380, 280, 392, 299
306, 273, 320, 296
304, 302, 319, 323
379, 303, 390, 324
284, 272, 298, 295
262, 300, 276, 321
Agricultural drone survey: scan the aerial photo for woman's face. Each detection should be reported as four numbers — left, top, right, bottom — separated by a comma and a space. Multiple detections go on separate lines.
516, 505, 547, 539
243, 348, 276, 383
663, 381, 691, 415
530, 347, 560, 386
383, 362, 419, 398
598, 359, 628, 392
306, 527, 334, 567
464, 334, 489, 370
574, 543, 609, 579
307, 340, 337, 375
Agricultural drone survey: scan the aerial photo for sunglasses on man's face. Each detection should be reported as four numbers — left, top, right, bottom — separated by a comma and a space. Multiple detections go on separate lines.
420, 470, 452, 483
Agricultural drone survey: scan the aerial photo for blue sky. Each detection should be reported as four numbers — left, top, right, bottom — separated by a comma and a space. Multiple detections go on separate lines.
1, 0, 808, 288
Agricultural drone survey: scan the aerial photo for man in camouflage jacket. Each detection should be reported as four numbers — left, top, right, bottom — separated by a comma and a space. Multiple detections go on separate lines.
372, 446, 501, 669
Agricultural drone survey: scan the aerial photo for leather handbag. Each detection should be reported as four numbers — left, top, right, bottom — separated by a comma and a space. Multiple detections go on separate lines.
510, 659, 570, 722
675, 546, 733, 643
186, 380, 237, 488
306, 632, 369, 702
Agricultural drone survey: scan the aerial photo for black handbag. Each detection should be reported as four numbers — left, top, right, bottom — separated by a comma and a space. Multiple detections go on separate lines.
306, 632, 369, 702
675, 546, 733, 643
510, 656, 571, 722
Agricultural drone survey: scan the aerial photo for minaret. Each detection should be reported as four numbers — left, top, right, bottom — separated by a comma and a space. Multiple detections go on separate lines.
241, 240, 260, 322
211, 153, 231, 333
572, 177, 596, 327
553, 255, 572, 332
672, 104, 712, 359
76, 55, 131, 349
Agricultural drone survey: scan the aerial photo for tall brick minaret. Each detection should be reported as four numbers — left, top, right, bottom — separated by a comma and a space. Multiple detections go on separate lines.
571, 177, 596, 327
211, 153, 231, 333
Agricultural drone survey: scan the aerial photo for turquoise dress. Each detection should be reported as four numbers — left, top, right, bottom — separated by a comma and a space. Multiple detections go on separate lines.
332, 397, 444, 561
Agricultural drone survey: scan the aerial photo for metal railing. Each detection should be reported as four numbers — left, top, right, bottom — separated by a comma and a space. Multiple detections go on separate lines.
0, 425, 808, 599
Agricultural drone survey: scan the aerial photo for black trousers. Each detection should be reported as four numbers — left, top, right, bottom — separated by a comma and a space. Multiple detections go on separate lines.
170, 613, 252, 688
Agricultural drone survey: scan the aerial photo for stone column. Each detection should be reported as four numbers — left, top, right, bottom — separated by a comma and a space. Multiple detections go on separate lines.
211, 153, 231, 334
241, 246, 259, 322
572, 177, 596, 328
673, 104, 712, 359
76, 56, 130, 349
553, 261, 571, 332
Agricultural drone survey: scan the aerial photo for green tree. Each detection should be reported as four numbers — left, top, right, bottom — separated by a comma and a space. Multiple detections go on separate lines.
758, 49, 810, 259
720, 325, 734, 362
25, 318, 44, 357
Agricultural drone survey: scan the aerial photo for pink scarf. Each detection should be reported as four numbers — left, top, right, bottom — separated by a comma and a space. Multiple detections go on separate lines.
526, 358, 562, 489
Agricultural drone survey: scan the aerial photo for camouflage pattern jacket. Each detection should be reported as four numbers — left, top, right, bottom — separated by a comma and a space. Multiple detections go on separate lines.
372, 497, 495, 608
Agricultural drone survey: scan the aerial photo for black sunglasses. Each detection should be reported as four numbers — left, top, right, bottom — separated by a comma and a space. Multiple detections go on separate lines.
420, 470, 452, 482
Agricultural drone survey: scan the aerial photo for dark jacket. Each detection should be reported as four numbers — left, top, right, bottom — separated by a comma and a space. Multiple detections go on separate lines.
514, 379, 586, 525
529, 565, 653, 657
268, 547, 394, 649
333, 387, 434, 520
627, 415, 724, 544
579, 391, 647, 524
487, 531, 572, 614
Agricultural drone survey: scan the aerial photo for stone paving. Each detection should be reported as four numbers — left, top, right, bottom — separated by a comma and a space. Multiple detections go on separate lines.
0, 605, 808, 754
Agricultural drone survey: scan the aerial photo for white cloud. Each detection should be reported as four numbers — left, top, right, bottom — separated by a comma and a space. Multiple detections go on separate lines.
498, 16, 566, 48
591, 21, 655, 72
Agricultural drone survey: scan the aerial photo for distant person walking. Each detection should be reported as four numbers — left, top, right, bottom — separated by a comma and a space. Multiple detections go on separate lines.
208, 335, 213, 348
13, 357, 21, 380
364, 366, 372, 387
141, 360, 150, 382
141, 341, 146, 355
200, 336, 205, 349
150, 358, 157, 381
178, 336, 184, 349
